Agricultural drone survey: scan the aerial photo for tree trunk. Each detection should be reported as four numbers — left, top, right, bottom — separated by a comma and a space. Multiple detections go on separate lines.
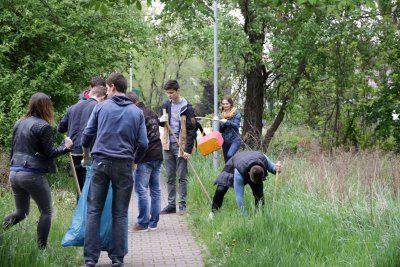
242, 64, 267, 148
262, 95, 289, 150
262, 59, 306, 150
239, 1, 268, 148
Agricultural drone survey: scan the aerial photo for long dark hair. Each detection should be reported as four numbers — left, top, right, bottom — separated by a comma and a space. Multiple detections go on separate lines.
24, 92, 54, 124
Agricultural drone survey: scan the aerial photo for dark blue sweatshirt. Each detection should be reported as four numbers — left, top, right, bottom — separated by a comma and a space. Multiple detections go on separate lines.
82, 95, 148, 163
58, 98, 98, 155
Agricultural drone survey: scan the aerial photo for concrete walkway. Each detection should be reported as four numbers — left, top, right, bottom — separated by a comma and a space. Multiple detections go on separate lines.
96, 176, 204, 267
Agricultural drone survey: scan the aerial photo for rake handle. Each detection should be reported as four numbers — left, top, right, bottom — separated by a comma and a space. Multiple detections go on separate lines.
68, 152, 81, 196
163, 109, 212, 204
272, 161, 281, 209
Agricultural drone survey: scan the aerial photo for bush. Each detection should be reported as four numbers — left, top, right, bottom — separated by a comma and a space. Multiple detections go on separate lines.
268, 126, 318, 155
0, 152, 9, 188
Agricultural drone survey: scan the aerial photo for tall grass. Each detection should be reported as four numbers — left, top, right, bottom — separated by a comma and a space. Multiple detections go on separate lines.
186, 148, 400, 267
0, 156, 81, 267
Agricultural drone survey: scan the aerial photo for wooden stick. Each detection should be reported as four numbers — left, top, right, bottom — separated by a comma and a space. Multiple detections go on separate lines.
272, 161, 281, 209
68, 152, 81, 196
163, 109, 212, 204
195, 117, 220, 121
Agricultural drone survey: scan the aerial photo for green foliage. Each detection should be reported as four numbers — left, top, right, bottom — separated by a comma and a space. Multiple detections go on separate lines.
268, 126, 317, 155
2, 0, 399, 155
0, 0, 147, 146
82, 0, 152, 14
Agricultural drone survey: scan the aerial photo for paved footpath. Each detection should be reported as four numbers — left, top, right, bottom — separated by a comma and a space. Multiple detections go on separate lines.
96, 176, 204, 267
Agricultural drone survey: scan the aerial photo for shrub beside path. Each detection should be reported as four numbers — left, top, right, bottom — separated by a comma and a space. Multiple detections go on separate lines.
96, 176, 204, 267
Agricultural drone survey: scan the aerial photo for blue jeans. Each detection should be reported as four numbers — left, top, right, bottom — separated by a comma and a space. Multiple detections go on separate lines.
3, 171, 52, 248
233, 169, 264, 216
164, 142, 188, 209
134, 160, 162, 228
222, 139, 241, 163
84, 157, 133, 264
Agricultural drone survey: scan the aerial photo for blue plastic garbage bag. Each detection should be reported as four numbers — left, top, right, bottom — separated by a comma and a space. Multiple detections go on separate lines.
61, 163, 128, 251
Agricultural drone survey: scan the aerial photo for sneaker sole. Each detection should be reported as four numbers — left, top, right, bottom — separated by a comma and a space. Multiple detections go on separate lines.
148, 227, 158, 231
128, 228, 148, 233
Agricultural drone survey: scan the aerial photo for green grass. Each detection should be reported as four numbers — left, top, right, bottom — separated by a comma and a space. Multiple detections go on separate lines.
1, 148, 400, 266
0, 168, 82, 267
186, 151, 400, 267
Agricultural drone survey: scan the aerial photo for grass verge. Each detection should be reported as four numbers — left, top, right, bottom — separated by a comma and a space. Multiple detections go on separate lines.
186, 149, 400, 267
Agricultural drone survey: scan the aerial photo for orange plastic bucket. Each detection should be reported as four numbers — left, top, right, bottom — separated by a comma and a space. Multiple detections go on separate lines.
197, 131, 224, 156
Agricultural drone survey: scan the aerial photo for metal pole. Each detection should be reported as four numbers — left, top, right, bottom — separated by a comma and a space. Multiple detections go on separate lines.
212, 0, 219, 170
129, 37, 133, 92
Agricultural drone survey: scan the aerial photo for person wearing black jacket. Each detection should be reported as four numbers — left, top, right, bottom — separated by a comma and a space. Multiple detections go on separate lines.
209, 151, 281, 218
58, 86, 107, 191
3, 92, 73, 249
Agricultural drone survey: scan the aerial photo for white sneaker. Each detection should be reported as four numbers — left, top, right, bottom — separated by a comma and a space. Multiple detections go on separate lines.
207, 212, 214, 221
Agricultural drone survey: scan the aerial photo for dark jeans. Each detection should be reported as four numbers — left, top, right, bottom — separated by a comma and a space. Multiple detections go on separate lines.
222, 139, 241, 163
84, 157, 133, 264
72, 155, 86, 191
164, 142, 188, 209
211, 185, 229, 212
3, 171, 52, 248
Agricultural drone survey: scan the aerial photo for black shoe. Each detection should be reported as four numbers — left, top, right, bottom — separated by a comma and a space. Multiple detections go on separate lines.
112, 261, 124, 267
178, 206, 186, 216
160, 206, 176, 214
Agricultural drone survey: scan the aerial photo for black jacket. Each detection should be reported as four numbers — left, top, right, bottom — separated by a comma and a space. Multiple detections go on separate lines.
136, 102, 163, 163
10, 116, 67, 173
215, 151, 275, 187
58, 98, 98, 155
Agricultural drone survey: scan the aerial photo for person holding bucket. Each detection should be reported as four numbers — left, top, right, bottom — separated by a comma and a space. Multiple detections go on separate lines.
219, 95, 241, 163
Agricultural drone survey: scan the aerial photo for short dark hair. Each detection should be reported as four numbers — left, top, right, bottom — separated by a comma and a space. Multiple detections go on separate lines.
106, 72, 127, 93
91, 86, 107, 98
125, 91, 139, 104
249, 165, 265, 184
24, 92, 53, 124
90, 76, 106, 87
164, 80, 180, 91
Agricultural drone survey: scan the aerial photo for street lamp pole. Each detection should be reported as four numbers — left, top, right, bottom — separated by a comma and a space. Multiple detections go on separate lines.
212, 0, 219, 169
129, 36, 133, 92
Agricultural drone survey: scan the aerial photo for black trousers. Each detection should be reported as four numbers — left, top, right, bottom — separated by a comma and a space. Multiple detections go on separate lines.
211, 183, 264, 212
